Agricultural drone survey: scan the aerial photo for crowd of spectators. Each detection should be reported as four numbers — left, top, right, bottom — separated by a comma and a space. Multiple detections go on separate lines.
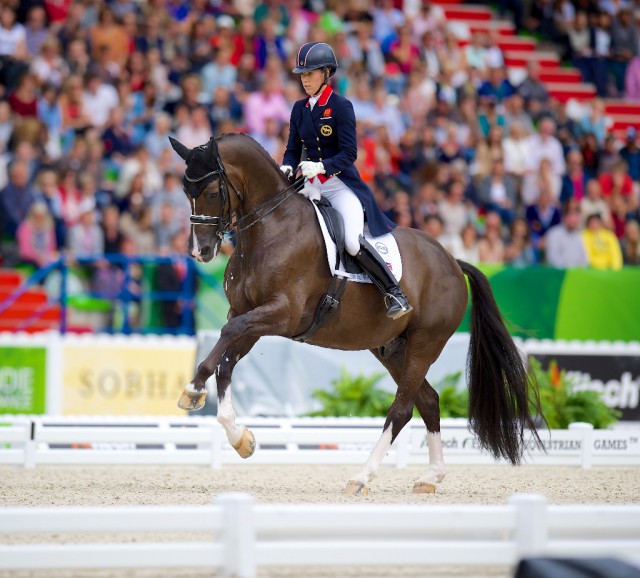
0, 0, 639, 310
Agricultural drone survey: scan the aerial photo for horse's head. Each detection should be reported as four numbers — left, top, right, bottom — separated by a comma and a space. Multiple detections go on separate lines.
170, 136, 230, 262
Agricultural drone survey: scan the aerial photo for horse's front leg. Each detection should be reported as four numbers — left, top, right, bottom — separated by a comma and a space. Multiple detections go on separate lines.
213, 336, 259, 458
178, 298, 293, 412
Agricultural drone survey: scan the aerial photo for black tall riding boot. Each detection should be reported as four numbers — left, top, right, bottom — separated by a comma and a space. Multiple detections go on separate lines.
354, 236, 413, 320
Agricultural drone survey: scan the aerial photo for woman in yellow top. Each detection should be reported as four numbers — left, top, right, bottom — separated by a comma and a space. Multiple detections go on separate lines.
581, 213, 623, 270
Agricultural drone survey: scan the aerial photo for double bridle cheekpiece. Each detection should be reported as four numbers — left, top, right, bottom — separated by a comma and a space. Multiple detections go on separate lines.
186, 147, 304, 240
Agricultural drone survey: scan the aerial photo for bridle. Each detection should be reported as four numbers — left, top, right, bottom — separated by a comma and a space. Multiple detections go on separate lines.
185, 154, 232, 240
186, 150, 304, 241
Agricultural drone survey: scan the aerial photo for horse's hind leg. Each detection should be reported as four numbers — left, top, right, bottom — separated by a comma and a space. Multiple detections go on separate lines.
412, 381, 446, 493
344, 336, 446, 496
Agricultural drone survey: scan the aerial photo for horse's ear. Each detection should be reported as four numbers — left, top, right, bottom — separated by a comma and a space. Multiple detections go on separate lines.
207, 137, 219, 163
169, 136, 190, 160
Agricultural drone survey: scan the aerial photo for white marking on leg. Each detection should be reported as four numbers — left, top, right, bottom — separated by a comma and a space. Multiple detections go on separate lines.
349, 427, 393, 486
217, 390, 243, 446
415, 431, 446, 486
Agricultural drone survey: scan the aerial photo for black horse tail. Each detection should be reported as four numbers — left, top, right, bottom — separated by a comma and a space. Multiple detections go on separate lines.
457, 260, 543, 465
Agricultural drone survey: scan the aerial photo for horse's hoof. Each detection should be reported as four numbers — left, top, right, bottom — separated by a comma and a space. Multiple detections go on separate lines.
232, 428, 256, 459
343, 481, 369, 496
412, 482, 437, 494
177, 387, 207, 411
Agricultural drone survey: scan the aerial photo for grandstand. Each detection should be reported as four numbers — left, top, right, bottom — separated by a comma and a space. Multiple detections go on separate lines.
0, 0, 639, 334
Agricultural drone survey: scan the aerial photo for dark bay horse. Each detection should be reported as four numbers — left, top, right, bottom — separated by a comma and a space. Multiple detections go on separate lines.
170, 134, 542, 495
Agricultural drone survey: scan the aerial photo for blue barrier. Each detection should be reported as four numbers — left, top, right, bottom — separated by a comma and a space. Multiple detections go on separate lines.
0, 254, 198, 335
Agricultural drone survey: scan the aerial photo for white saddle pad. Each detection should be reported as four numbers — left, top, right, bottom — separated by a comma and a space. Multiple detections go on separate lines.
310, 201, 403, 283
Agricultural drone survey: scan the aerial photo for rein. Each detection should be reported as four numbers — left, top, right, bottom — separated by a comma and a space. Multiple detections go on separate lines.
188, 152, 304, 239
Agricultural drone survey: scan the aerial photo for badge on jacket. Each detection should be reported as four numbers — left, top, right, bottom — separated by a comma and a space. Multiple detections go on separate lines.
323, 108, 332, 117
321, 125, 332, 136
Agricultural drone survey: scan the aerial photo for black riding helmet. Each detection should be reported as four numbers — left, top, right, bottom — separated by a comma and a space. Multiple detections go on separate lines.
293, 42, 338, 80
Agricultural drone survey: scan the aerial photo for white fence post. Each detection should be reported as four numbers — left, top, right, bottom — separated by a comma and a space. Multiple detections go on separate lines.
509, 493, 547, 559
569, 422, 594, 469
216, 492, 256, 578
394, 425, 411, 469
210, 424, 224, 470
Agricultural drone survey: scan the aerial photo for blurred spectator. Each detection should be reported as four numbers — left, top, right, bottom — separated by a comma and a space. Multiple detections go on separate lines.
373, 0, 405, 47
568, 11, 594, 84
463, 32, 488, 73
67, 198, 104, 257
525, 182, 562, 260
121, 204, 155, 254
610, 9, 638, 95
346, 18, 385, 79
8, 72, 38, 118
503, 121, 530, 183
145, 112, 176, 160
522, 118, 566, 196
34, 168, 65, 248
503, 94, 534, 134
154, 201, 182, 251
254, 18, 287, 71
88, 7, 129, 73
581, 178, 612, 226
582, 212, 623, 270
59, 75, 92, 147
101, 204, 123, 255
523, 157, 562, 205
116, 145, 163, 200
156, 232, 194, 331
592, 12, 613, 96
578, 99, 610, 146
545, 200, 589, 267
30, 37, 68, 89
619, 127, 640, 180
420, 213, 448, 246
101, 107, 134, 160
560, 150, 589, 203
609, 192, 630, 238
478, 210, 506, 264
472, 125, 505, 181
0, 160, 36, 237
621, 218, 640, 264
528, 0, 555, 39
16, 201, 57, 267
478, 67, 515, 105
82, 72, 119, 130
478, 158, 519, 224
505, 217, 536, 267
599, 133, 624, 174
517, 62, 550, 110
438, 180, 474, 237
451, 223, 480, 263
243, 77, 289, 138
24, 7, 49, 59
599, 160, 634, 198
201, 46, 237, 99
0, 6, 28, 92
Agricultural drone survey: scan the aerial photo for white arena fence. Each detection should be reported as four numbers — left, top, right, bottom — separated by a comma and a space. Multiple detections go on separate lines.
1, 416, 639, 469
1, 493, 639, 577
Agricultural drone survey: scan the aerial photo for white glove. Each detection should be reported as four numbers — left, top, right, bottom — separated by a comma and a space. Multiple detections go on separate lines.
298, 183, 321, 202
299, 161, 326, 179
280, 165, 293, 179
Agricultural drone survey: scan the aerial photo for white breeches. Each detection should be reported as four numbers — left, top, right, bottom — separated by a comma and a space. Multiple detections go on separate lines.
310, 176, 364, 256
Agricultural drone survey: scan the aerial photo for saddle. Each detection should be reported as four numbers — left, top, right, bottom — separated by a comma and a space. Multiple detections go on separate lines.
312, 198, 361, 274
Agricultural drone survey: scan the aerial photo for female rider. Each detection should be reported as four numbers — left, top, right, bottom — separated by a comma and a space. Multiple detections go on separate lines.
280, 42, 412, 319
